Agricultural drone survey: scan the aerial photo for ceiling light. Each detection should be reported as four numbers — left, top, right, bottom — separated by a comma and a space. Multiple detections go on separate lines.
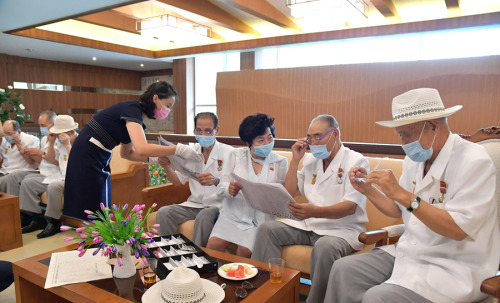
140, 64, 144, 67
137, 15, 213, 44
92, 57, 97, 61
286, 0, 368, 19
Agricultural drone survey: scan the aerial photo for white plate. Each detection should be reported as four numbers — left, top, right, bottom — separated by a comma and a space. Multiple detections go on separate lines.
217, 263, 258, 281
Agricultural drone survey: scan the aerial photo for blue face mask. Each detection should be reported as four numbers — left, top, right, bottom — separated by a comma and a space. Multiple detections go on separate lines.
195, 135, 215, 148
57, 138, 63, 144
309, 132, 335, 160
253, 141, 274, 158
402, 122, 436, 162
3, 136, 15, 144
40, 127, 49, 137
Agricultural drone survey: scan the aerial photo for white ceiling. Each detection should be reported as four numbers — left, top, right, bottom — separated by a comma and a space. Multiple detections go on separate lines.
0, 0, 172, 71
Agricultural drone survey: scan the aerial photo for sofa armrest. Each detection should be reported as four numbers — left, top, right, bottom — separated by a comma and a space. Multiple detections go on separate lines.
359, 224, 405, 247
110, 162, 149, 207
481, 272, 500, 298
142, 182, 191, 208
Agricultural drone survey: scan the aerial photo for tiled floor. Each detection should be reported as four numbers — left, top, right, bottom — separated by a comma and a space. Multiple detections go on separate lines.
0, 229, 76, 303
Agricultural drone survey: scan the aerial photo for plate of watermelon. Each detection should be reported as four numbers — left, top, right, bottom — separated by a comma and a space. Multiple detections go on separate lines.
218, 263, 258, 281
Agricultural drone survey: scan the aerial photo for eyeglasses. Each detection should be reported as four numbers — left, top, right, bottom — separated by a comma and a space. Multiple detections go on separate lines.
220, 281, 256, 299
305, 128, 335, 145
193, 129, 215, 135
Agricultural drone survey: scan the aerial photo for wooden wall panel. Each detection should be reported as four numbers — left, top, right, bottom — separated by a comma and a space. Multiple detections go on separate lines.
0, 54, 141, 125
173, 58, 194, 134
216, 56, 500, 144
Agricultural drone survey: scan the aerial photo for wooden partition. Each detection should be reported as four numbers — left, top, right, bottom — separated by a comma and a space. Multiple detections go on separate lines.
216, 56, 500, 144
0, 54, 141, 126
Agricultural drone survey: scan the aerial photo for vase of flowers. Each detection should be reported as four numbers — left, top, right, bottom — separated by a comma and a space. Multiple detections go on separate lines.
61, 202, 160, 279
0, 87, 30, 123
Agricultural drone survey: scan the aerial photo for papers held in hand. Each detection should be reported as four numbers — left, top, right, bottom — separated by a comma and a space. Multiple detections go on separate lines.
158, 136, 203, 182
231, 173, 299, 220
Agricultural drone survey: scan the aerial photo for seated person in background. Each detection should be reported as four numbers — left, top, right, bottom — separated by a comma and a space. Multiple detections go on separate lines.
207, 113, 288, 257
155, 112, 233, 247
4, 110, 56, 200
0, 261, 13, 292
0, 120, 40, 192
252, 114, 369, 303
20, 115, 78, 238
327, 88, 500, 303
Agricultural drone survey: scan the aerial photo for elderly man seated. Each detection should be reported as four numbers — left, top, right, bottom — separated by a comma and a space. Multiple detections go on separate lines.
20, 115, 78, 238
326, 88, 500, 303
252, 114, 369, 303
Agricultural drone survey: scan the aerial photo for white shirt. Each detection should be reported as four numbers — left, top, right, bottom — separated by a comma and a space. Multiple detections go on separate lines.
382, 134, 500, 303
39, 136, 61, 180
217, 147, 289, 230
176, 141, 234, 208
42, 140, 70, 184
0, 132, 39, 174
279, 145, 369, 250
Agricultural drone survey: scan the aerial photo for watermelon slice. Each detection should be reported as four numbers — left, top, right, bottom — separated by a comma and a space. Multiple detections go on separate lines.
235, 268, 245, 279
227, 269, 236, 277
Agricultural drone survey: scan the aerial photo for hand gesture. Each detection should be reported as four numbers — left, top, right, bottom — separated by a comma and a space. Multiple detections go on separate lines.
365, 169, 404, 201
291, 138, 308, 161
198, 172, 218, 186
12, 132, 21, 145
158, 156, 171, 168
228, 181, 242, 197
22, 147, 42, 157
348, 167, 371, 194
288, 203, 316, 220
48, 133, 57, 144
58, 133, 70, 146
175, 143, 204, 162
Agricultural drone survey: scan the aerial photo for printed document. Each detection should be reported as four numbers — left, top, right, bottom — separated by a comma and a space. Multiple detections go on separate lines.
231, 173, 299, 220
158, 136, 203, 182
45, 249, 112, 288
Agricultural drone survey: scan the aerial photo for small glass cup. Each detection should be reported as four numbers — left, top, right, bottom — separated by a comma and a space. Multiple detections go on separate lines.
268, 258, 285, 284
143, 258, 158, 289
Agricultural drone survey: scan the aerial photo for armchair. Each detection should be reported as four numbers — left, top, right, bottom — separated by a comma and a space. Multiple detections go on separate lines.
358, 126, 500, 300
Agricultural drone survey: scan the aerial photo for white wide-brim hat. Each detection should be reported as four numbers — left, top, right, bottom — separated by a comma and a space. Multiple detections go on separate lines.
376, 88, 462, 128
142, 267, 225, 303
49, 115, 79, 134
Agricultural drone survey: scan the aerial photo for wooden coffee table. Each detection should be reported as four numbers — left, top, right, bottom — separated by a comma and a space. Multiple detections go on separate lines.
13, 244, 300, 303
0, 192, 22, 251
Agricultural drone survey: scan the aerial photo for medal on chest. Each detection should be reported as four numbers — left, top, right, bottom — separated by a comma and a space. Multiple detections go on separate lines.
64, 155, 67, 161
439, 180, 447, 203
311, 174, 317, 185
217, 159, 223, 171
337, 168, 343, 184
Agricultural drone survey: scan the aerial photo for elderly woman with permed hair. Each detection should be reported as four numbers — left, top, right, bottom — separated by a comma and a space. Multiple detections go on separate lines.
207, 113, 288, 257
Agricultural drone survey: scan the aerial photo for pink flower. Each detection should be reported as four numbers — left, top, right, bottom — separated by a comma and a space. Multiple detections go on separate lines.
152, 203, 157, 208
137, 215, 142, 219
117, 256, 124, 267
152, 229, 158, 234
64, 237, 74, 242
77, 246, 84, 251
147, 232, 154, 237
93, 236, 103, 244
126, 240, 131, 245
79, 233, 87, 238
141, 233, 148, 239
84, 210, 92, 214
75, 227, 84, 233
127, 215, 131, 220
135, 226, 140, 233
60, 226, 70, 231
78, 250, 86, 257
109, 213, 114, 218
91, 231, 99, 237
143, 258, 148, 265
153, 224, 160, 228
141, 244, 149, 250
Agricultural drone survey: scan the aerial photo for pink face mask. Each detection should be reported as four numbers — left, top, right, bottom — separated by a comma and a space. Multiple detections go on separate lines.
154, 106, 170, 120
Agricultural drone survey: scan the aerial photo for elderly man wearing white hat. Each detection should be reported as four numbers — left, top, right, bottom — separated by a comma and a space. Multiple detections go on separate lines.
324, 88, 499, 303
20, 115, 78, 238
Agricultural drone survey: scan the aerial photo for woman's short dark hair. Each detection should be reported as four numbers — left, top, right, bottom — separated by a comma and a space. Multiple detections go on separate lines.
239, 113, 275, 146
139, 81, 178, 119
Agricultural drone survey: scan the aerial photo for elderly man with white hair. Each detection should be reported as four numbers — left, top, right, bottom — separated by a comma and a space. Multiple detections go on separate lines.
325, 88, 500, 303
20, 115, 78, 238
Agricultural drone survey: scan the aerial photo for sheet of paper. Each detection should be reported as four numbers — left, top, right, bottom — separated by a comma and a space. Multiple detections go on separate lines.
44, 249, 113, 289
158, 136, 203, 182
231, 173, 299, 220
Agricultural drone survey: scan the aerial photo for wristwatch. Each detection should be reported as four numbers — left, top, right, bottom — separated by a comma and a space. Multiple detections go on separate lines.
407, 196, 421, 212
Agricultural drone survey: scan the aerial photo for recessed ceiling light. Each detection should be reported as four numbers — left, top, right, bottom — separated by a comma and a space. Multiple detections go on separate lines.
140, 64, 144, 67
92, 57, 97, 61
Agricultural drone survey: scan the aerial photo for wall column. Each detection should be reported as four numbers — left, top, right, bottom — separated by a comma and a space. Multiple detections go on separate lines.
173, 57, 195, 134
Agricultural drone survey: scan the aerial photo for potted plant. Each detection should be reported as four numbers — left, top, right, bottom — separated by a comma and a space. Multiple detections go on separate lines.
0, 87, 30, 123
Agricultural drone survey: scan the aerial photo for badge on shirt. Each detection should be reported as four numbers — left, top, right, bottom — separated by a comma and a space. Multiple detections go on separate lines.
64, 155, 67, 161
217, 159, 223, 171
312, 174, 317, 184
